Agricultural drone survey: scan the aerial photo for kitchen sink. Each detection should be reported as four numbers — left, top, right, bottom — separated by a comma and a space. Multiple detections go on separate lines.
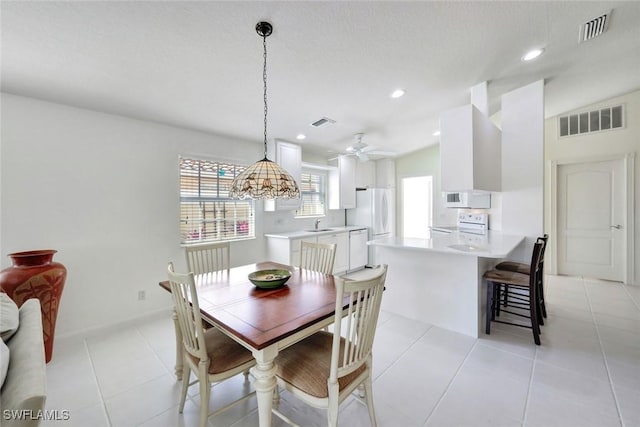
305, 228, 333, 232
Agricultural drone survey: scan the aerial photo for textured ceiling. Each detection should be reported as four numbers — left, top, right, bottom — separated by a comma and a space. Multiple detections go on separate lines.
2, 1, 639, 159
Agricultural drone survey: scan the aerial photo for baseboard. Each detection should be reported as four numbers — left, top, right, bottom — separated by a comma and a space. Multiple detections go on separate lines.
56, 306, 173, 340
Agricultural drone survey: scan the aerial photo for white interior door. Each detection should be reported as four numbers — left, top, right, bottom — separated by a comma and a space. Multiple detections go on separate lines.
557, 159, 625, 281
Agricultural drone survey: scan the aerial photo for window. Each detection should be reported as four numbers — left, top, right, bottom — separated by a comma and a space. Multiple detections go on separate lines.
402, 176, 433, 239
295, 170, 326, 217
179, 157, 255, 244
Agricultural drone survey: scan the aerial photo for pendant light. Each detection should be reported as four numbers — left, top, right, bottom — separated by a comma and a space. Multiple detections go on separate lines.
229, 22, 300, 200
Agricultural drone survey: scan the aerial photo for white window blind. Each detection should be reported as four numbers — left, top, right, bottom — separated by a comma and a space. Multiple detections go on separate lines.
180, 157, 255, 244
295, 171, 326, 217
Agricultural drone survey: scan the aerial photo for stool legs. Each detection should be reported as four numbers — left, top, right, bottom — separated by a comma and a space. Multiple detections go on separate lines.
486, 281, 494, 335
485, 279, 541, 345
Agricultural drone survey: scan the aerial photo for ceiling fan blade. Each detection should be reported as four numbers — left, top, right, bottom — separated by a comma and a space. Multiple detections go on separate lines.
356, 151, 369, 162
367, 150, 397, 157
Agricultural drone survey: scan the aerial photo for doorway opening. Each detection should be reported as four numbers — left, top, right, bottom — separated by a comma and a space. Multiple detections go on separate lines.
550, 154, 634, 284
402, 176, 433, 238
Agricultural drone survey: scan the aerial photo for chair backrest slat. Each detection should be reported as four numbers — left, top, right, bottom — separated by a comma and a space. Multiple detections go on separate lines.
537, 234, 549, 266
528, 242, 544, 287
300, 241, 337, 274
331, 265, 387, 382
185, 242, 230, 276
167, 263, 208, 363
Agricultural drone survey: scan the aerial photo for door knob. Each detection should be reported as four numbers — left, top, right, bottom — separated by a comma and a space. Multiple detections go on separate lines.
610, 225, 622, 229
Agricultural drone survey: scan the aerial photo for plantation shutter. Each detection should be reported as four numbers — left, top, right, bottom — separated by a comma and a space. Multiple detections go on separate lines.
179, 157, 255, 244
296, 171, 326, 217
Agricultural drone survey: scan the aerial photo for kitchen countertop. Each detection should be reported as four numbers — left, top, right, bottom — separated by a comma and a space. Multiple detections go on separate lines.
264, 225, 367, 239
367, 230, 524, 258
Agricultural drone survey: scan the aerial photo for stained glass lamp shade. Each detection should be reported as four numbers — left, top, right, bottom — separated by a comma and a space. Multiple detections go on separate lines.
229, 157, 299, 199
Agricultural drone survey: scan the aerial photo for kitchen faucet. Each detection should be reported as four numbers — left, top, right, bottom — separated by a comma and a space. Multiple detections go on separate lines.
315, 219, 321, 230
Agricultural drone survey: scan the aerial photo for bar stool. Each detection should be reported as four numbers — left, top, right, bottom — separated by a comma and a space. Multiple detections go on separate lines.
485, 242, 544, 345
496, 234, 548, 322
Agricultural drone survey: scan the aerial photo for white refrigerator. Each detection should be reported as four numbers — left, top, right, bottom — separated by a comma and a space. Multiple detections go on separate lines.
346, 188, 395, 266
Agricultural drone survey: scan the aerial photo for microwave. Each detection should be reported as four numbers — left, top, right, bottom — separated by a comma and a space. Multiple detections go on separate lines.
443, 192, 491, 209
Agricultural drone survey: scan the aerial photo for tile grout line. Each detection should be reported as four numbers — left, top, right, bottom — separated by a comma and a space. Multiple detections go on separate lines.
83, 338, 113, 427
90, 327, 178, 426
372, 323, 433, 381
421, 339, 479, 427
372, 322, 435, 424
136, 321, 176, 378
369, 320, 436, 426
583, 277, 626, 427
620, 283, 640, 312
520, 332, 539, 427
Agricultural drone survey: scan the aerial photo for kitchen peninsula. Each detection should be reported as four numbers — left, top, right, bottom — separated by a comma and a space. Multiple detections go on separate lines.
369, 231, 524, 338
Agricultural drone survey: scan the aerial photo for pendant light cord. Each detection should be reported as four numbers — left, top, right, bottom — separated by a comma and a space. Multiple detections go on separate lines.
262, 33, 268, 159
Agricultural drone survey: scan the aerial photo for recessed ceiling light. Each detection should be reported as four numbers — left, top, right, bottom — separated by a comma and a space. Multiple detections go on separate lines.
391, 89, 406, 98
522, 48, 544, 62
433, 130, 441, 136
296, 134, 306, 140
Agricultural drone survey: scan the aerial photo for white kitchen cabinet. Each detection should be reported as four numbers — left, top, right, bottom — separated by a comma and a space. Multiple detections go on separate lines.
264, 140, 302, 211
328, 155, 356, 209
265, 230, 350, 274
375, 158, 395, 188
317, 232, 349, 274
266, 236, 316, 266
289, 236, 319, 267
440, 104, 501, 192
355, 161, 376, 189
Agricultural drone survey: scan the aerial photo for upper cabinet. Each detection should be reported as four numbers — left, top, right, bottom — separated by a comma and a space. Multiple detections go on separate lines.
355, 160, 376, 189
376, 158, 395, 188
328, 155, 356, 209
264, 140, 302, 211
440, 104, 501, 192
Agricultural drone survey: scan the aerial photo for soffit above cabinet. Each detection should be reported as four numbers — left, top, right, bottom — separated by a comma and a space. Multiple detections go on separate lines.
439, 104, 501, 193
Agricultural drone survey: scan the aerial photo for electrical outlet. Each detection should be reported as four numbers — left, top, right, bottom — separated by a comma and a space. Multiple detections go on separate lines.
138, 290, 146, 301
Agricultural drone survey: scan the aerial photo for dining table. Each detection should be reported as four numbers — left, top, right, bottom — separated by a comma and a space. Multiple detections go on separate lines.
158, 261, 341, 427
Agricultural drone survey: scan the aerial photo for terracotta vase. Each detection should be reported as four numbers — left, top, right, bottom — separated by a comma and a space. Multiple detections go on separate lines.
0, 249, 67, 363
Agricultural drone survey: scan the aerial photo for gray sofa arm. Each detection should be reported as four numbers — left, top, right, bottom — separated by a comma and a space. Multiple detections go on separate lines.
1, 299, 47, 427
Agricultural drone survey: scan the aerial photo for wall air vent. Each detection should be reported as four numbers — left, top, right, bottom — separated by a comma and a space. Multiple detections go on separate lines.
310, 117, 336, 128
579, 10, 611, 43
558, 104, 624, 137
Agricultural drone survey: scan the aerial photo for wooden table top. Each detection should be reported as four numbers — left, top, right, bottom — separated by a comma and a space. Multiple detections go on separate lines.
159, 261, 338, 350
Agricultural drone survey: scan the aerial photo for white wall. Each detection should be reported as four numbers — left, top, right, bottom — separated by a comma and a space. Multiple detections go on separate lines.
0, 93, 344, 336
545, 89, 640, 283
501, 80, 545, 262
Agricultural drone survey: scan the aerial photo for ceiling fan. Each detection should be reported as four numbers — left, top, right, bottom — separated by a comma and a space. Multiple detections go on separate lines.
344, 133, 396, 162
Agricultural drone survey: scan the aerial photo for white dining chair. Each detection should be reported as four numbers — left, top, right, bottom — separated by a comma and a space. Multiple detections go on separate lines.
185, 241, 230, 275
273, 265, 388, 427
167, 263, 255, 427
299, 241, 337, 274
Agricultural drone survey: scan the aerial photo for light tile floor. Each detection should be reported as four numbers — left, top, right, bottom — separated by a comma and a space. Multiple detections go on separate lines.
42, 275, 640, 426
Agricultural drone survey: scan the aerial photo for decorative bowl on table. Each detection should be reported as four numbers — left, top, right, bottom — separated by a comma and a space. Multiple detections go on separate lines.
248, 269, 291, 289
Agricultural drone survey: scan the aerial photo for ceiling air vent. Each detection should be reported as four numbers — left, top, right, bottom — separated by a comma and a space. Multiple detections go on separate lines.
579, 10, 611, 43
310, 117, 336, 128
